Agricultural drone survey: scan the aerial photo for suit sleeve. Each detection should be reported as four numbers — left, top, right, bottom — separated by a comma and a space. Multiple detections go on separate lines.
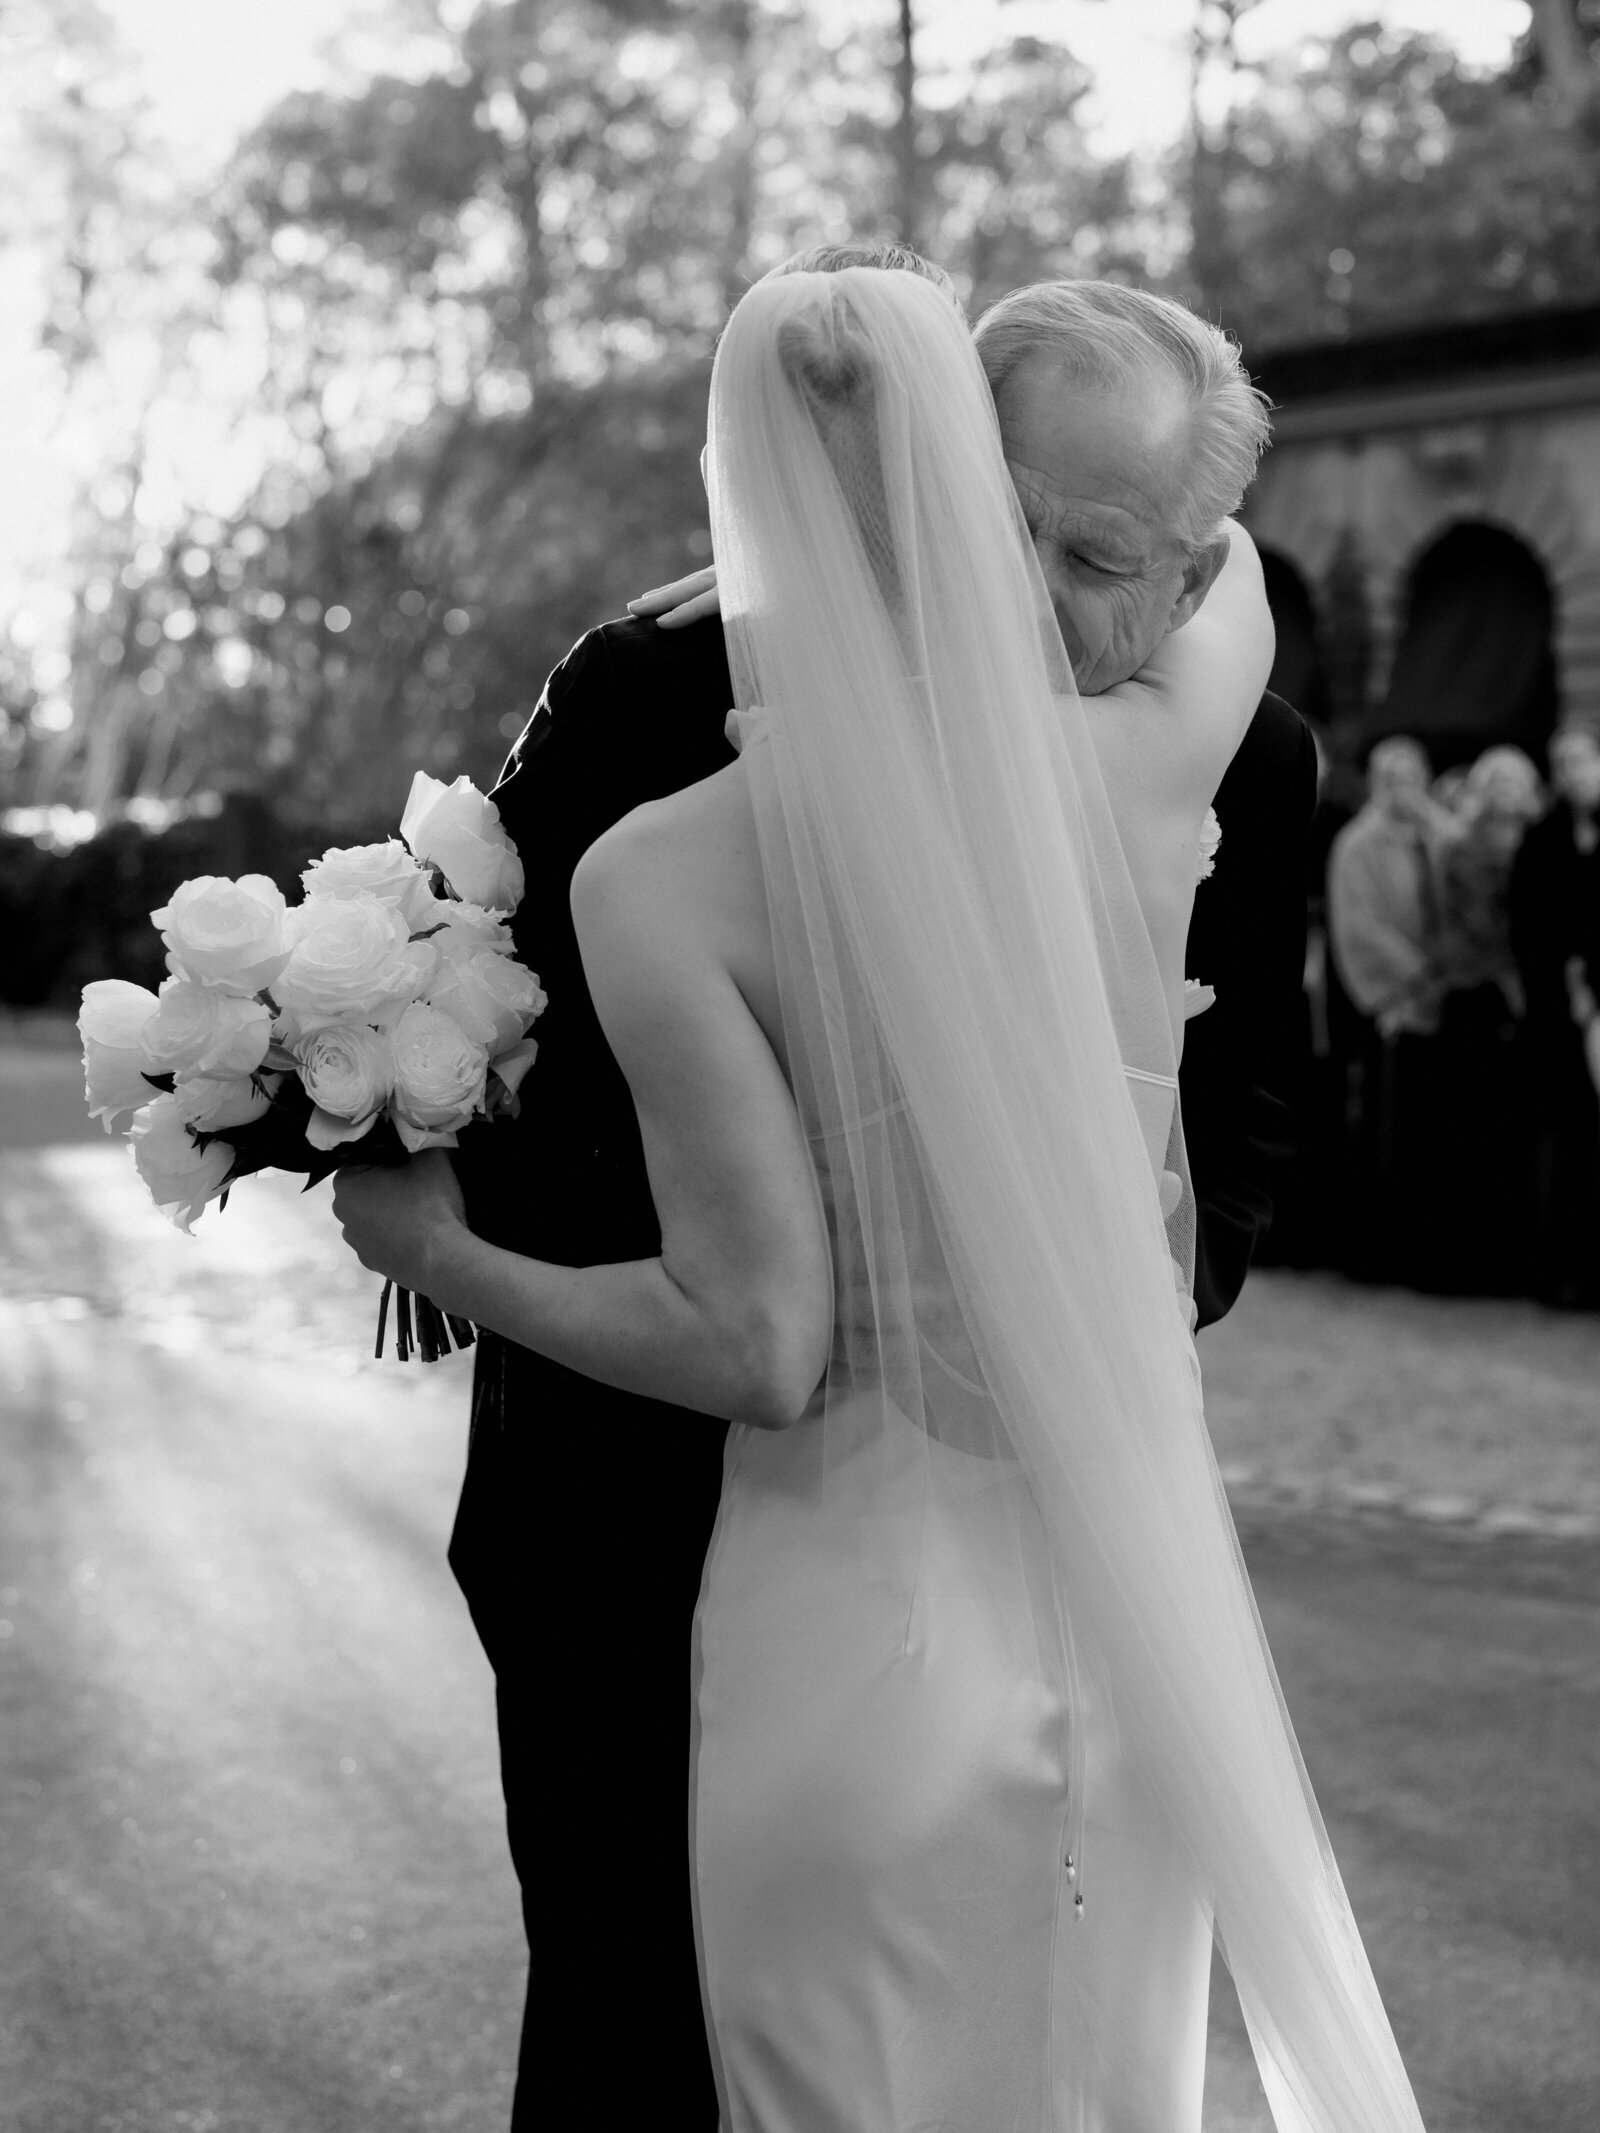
1184, 705, 1317, 1330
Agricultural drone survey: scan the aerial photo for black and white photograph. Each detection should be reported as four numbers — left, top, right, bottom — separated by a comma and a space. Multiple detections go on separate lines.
1, 1, 1597, 2128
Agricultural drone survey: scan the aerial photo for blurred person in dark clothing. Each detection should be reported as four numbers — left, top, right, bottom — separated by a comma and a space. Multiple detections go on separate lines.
1326, 736, 1450, 1284
1435, 746, 1543, 1009
1430, 763, 1472, 824
1327, 737, 1444, 1038
1510, 721, 1600, 1306
1426, 746, 1544, 1291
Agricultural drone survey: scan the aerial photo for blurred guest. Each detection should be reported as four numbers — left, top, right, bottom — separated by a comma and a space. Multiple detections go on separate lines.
1326, 736, 1450, 1284
1510, 721, 1600, 1306
1430, 763, 1473, 823
1428, 745, 1544, 1291
1435, 746, 1543, 1008
1327, 736, 1443, 1037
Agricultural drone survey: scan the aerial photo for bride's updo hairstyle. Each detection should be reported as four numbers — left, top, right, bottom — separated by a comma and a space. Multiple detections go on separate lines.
770, 290, 905, 617
709, 266, 1006, 657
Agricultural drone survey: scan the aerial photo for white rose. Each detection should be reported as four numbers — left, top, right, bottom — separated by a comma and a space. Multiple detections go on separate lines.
140, 978, 272, 1079
275, 895, 426, 1030
389, 1000, 487, 1147
425, 897, 514, 955
300, 839, 434, 925
150, 874, 290, 994
401, 772, 525, 913
174, 1072, 277, 1132
78, 979, 162, 1131
296, 1020, 394, 1122
129, 1095, 234, 1231
426, 945, 547, 1053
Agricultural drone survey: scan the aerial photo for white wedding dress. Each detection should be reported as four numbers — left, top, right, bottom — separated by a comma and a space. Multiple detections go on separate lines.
690, 267, 1427, 2133
693, 1119, 1213, 2133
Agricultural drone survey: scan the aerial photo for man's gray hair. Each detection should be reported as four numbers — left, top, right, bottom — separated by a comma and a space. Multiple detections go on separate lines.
972, 281, 1271, 551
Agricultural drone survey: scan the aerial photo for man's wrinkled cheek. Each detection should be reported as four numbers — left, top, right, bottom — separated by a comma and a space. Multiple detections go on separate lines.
1062, 597, 1116, 687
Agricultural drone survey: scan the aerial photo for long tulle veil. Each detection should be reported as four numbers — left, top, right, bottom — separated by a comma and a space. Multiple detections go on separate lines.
706, 267, 1424, 2131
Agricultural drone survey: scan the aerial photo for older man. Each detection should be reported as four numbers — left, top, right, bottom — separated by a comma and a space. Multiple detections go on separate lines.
450, 250, 1312, 2128
973, 278, 1313, 1320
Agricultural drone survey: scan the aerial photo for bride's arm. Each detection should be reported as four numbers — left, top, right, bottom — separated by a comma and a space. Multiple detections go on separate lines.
1115, 523, 1274, 763
1085, 523, 1275, 823
332, 845, 833, 1429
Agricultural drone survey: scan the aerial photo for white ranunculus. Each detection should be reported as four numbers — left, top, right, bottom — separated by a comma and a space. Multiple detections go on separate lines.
401, 772, 525, 913
140, 978, 272, 1079
296, 1019, 394, 1122
150, 874, 290, 994
300, 839, 434, 925
426, 946, 546, 1054
274, 895, 424, 1030
78, 979, 162, 1130
389, 1000, 487, 1143
129, 1095, 234, 1231
174, 1072, 277, 1132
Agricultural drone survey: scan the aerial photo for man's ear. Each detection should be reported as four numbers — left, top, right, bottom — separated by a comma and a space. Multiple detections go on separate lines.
1163, 531, 1230, 636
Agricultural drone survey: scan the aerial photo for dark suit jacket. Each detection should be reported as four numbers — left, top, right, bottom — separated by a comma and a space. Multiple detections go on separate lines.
1182, 690, 1318, 1326
449, 615, 738, 1676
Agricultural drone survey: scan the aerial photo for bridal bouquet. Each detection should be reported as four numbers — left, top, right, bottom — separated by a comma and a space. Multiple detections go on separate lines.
77, 773, 545, 1361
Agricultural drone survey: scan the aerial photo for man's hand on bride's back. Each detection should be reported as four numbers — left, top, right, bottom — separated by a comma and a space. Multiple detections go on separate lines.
627, 565, 721, 630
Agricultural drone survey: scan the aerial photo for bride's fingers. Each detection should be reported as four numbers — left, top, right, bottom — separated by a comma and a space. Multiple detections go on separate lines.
627, 565, 719, 621
654, 582, 722, 629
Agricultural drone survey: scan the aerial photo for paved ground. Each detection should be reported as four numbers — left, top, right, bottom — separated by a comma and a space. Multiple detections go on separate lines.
2, 1028, 1597, 2131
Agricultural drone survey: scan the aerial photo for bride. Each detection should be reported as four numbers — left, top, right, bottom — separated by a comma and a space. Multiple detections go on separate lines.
334, 268, 1426, 2131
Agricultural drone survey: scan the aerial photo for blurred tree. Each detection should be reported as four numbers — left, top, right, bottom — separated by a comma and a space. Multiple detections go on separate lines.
0, 0, 238, 819
1520, 0, 1600, 111
1183, 18, 1600, 349
18, 0, 1142, 823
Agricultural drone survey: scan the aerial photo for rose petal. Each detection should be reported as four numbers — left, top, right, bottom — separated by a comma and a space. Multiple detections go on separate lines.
305, 1106, 382, 1152
488, 1037, 540, 1099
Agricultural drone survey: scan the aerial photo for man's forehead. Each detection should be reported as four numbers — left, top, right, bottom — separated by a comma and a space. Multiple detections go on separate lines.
998, 352, 1192, 541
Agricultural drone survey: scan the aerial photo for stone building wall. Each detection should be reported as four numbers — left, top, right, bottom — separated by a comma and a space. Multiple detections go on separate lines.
1239, 307, 1600, 753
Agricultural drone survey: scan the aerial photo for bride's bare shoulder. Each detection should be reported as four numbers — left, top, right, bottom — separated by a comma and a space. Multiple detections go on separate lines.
571, 762, 761, 946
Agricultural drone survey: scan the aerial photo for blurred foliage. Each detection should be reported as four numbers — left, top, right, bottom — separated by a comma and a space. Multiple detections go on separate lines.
6, 0, 1600, 851
6, 0, 1148, 828
1186, 14, 1600, 345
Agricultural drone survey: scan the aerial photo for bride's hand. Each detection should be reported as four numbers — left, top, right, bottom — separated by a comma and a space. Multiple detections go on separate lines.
627, 564, 720, 629
331, 1150, 468, 1293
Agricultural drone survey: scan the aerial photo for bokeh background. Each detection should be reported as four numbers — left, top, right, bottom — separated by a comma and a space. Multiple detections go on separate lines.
3, 6, 1600, 2132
